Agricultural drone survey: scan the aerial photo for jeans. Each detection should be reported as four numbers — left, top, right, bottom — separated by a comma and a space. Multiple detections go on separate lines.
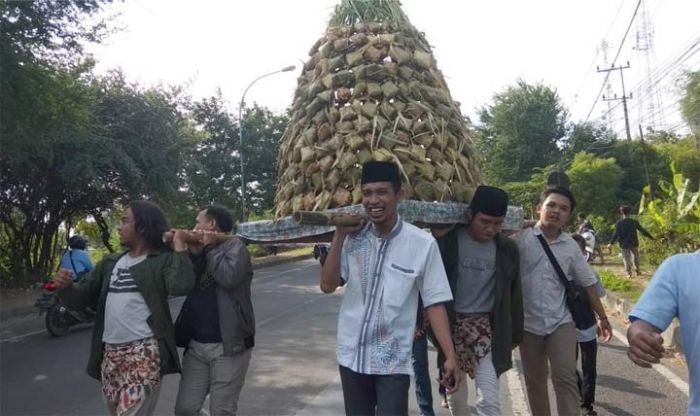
446, 352, 500, 416
339, 365, 410, 416
413, 336, 435, 416
577, 339, 598, 410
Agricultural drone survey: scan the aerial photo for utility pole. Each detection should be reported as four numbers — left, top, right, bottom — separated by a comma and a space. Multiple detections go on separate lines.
598, 62, 633, 140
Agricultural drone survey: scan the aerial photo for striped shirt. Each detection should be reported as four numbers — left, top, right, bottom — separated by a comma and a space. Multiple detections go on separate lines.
103, 254, 152, 343
338, 218, 452, 375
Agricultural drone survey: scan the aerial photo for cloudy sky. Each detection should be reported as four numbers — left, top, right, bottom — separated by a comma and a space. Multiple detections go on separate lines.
88, 0, 700, 136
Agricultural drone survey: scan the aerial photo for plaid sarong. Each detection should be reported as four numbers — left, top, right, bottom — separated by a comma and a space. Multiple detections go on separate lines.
452, 314, 492, 379
101, 337, 160, 416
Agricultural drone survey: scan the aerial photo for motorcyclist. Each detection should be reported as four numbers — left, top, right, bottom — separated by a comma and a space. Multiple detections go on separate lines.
577, 213, 604, 264
59, 235, 94, 282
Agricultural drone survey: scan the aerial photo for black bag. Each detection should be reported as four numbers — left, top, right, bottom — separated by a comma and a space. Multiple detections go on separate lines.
536, 234, 596, 330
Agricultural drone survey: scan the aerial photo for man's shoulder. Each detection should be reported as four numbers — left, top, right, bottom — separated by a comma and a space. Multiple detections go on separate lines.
397, 221, 435, 244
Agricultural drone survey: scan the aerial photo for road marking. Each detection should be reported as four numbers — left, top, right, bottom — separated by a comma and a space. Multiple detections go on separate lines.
506, 361, 531, 416
0, 328, 46, 343
611, 327, 689, 396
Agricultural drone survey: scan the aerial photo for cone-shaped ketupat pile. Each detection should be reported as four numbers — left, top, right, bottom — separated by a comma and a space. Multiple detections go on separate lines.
274, 0, 482, 218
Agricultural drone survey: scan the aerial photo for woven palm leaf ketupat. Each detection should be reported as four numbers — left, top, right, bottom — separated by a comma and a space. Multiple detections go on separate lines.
273, 0, 482, 217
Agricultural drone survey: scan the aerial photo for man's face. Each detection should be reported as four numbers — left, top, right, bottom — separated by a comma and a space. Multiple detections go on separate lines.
117, 208, 138, 248
537, 193, 572, 229
361, 182, 400, 228
469, 212, 504, 242
194, 210, 216, 232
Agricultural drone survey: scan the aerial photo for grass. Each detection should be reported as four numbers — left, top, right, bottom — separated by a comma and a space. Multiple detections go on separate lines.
593, 267, 646, 302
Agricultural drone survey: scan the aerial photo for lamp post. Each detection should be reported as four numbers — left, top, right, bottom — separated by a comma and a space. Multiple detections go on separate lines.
238, 65, 295, 222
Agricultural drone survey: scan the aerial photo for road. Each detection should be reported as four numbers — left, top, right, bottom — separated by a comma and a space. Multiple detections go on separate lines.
0, 258, 691, 415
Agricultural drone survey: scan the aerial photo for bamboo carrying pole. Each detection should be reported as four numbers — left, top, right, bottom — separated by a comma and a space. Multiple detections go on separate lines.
161, 230, 236, 244
292, 211, 365, 226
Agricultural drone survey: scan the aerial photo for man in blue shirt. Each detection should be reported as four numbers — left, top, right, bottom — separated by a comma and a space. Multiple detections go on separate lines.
627, 251, 700, 416
59, 235, 94, 281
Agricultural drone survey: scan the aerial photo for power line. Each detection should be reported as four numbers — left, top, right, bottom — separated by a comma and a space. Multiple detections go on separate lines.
584, 0, 643, 123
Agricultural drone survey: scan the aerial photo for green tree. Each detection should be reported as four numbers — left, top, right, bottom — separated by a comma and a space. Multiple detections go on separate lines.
638, 164, 700, 265
566, 152, 623, 218
680, 70, 700, 147
562, 121, 616, 160
606, 140, 669, 207
476, 80, 567, 184
654, 138, 700, 189
179, 97, 288, 225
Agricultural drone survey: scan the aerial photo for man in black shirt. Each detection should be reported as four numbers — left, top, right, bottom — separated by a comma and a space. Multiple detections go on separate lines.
609, 205, 654, 278
175, 205, 255, 416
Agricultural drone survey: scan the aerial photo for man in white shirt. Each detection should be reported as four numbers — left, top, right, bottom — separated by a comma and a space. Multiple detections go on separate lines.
513, 187, 612, 416
320, 161, 461, 416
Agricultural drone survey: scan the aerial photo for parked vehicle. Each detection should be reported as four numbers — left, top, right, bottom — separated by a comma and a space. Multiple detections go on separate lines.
313, 244, 330, 266
34, 281, 94, 337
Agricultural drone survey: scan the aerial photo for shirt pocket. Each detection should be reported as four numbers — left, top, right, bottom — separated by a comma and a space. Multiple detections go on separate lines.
383, 263, 418, 314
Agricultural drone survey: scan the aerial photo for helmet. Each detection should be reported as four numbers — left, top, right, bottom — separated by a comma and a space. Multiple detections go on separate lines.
68, 235, 88, 250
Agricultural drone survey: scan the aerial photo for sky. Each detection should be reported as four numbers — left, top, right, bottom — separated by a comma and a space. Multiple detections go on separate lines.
87, 0, 700, 138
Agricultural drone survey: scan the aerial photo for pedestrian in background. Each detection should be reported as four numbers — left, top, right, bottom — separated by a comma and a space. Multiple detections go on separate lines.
609, 205, 654, 278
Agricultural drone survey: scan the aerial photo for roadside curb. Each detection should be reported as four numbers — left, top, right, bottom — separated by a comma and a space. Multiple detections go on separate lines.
0, 254, 314, 323
602, 290, 683, 354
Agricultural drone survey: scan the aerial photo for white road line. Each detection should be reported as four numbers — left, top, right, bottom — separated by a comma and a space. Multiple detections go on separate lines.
0, 328, 46, 343
611, 327, 689, 396
506, 357, 532, 416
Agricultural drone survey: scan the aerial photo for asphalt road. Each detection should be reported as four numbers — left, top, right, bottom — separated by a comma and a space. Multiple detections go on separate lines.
0, 258, 691, 415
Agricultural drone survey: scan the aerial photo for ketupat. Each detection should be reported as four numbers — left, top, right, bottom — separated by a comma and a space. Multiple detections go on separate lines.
274, 0, 482, 217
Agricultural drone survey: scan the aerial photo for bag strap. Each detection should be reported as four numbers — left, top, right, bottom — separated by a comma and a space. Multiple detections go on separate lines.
535, 234, 574, 295
68, 250, 78, 276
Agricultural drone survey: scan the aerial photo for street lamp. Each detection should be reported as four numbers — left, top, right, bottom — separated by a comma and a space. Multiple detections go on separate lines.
238, 64, 296, 222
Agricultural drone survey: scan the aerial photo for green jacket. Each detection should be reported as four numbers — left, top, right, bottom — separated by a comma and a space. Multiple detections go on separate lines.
59, 249, 195, 380
436, 226, 524, 377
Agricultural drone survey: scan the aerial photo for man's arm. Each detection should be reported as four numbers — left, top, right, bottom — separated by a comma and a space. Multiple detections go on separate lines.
425, 304, 461, 394
627, 319, 665, 368
509, 247, 524, 346
320, 230, 347, 293
609, 222, 620, 246
204, 238, 252, 291
162, 230, 196, 296
636, 221, 654, 240
585, 285, 612, 342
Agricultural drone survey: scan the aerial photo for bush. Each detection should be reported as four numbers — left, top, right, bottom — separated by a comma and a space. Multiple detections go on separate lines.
247, 244, 269, 258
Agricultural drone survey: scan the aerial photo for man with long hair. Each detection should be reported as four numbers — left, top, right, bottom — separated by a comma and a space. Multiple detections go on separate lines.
54, 200, 196, 416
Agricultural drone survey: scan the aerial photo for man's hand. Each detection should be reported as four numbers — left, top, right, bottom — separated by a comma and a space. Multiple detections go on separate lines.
172, 229, 189, 253
53, 269, 74, 290
627, 319, 665, 368
440, 354, 462, 394
597, 317, 612, 342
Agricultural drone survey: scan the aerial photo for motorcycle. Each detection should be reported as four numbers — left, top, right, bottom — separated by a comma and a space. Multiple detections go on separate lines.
580, 229, 604, 264
313, 244, 330, 266
34, 281, 94, 337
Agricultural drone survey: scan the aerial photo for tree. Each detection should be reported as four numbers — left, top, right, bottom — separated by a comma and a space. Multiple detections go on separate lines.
680, 70, 700, 148
606, 140, 669, 207
476, 80, 567, 184
562, 121, 616, 160
654, 138, 700, 189
566, 152, 623, 219
179, 97, 288, 225
0, 67, 197, 286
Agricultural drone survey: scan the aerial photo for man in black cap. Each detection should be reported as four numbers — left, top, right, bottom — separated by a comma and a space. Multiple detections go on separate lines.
433, 185, 523, 416
320, 161, 461, 416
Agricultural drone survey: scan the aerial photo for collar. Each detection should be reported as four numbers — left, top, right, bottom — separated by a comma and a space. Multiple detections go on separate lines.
533, 223, 566, 244
368, 215, 403, 240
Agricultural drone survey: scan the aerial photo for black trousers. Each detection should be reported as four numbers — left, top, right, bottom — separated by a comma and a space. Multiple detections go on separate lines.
576, 339, 598, 409
339, 365, 410, 416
